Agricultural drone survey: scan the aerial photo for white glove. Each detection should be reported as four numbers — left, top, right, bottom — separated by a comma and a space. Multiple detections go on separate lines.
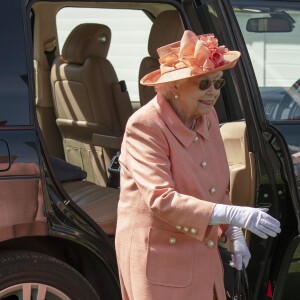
210, 204, 281, 239
225, 225, 251, 270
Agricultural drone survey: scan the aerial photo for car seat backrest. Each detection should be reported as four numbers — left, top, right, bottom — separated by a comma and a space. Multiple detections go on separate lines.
51, 23, 133, 186
138, 10, 185, 106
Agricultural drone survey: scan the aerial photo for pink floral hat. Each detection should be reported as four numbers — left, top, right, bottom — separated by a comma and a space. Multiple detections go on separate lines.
140, 30, 241, 86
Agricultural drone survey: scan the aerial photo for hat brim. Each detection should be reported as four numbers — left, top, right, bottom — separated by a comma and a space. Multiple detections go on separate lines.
140, 51, 241, 86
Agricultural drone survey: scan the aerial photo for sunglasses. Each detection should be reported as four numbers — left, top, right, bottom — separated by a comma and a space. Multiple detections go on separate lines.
198, 78, 226, 90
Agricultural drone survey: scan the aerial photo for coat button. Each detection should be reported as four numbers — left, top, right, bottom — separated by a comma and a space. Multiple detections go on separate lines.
201, 160, 207, 169
175, 225, 182, 230
207, 240, 215, 248
169, 237, 177, 245
209, 186, 216, 195
193, 136, 199, 143
183, 227, 189, 233
190, 228, 198, 235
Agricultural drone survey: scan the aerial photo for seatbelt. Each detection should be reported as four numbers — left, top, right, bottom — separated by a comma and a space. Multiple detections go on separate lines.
44, 39, 57, 68
109, 81, 133, 188
45, 48, 56, 68
112, 80, 133, 133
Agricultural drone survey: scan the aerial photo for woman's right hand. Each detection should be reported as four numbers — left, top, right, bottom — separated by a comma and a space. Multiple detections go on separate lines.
210, 204, 281, 239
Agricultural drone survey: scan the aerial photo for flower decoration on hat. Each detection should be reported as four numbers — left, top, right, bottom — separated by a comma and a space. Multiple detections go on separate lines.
158, 31, 228, 76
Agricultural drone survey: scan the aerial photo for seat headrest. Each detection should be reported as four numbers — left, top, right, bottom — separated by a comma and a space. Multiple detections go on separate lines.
62, 23, 111, 64
148, 10, 184, 59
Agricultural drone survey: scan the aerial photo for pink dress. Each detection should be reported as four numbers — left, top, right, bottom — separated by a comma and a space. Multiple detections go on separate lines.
115, 94, 231, 300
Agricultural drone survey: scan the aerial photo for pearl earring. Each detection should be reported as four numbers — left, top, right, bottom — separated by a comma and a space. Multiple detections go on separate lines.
174, 95, 179, 99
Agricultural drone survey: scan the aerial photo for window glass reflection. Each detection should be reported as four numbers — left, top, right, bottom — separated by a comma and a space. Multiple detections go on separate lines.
0, 1, 30, 126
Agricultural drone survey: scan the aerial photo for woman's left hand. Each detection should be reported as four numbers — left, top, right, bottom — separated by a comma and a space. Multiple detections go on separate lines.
225, 225, 251, 270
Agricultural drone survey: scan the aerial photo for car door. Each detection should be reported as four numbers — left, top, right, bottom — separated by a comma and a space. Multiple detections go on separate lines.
230, 1, 300, 299
181, 0, 300, 299
0, 0, 46, 237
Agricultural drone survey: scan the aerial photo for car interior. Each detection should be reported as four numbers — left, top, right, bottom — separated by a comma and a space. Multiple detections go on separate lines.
31, 1, 256, 239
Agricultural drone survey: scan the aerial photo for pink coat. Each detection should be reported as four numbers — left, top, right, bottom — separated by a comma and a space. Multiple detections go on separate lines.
115, 94, 231, 300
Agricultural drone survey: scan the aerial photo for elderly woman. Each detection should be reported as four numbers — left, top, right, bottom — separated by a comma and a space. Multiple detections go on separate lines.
115, 30, 280, 300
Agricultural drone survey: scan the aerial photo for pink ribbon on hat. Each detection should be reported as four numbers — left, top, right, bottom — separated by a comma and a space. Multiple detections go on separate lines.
158, 30, 228, 76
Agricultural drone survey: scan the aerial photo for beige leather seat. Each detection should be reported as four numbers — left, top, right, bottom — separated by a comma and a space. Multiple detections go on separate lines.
63, 181, 119, 235
51, 23, 133, 186
138, 10, 185, 106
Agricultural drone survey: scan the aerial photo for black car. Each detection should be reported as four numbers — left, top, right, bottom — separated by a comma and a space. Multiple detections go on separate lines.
0, 0, 299, 299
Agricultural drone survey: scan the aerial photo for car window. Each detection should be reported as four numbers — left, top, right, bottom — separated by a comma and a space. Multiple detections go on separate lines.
232, 2, 300, 122
56, 7, 152, 103
0, 0, 31, 126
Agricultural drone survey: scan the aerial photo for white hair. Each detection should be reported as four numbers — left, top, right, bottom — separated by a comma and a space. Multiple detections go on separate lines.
154, 79, 189, 100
